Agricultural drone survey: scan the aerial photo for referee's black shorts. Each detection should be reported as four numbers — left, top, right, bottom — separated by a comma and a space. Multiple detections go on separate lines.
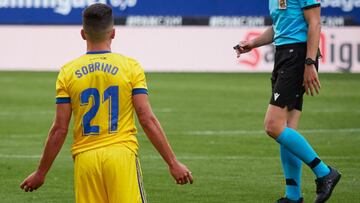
270, 43, 319, 111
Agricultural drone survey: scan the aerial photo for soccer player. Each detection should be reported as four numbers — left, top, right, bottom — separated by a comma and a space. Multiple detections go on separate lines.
20, 3, 193, 203
235, 1, 340, 203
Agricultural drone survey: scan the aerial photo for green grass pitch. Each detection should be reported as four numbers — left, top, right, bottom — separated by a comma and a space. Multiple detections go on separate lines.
0, 72, 359, 203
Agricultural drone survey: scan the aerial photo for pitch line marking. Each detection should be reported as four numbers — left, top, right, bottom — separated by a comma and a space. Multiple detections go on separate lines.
1, 108, 359, 116
0, 154, 41, 159
186, 128, 360, 136
3, 128, 359, 138
0, 110, 53, 116
0, 108, 174, 117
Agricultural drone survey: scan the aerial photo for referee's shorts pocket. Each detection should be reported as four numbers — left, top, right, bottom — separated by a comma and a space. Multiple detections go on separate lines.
278, 55, 302, 79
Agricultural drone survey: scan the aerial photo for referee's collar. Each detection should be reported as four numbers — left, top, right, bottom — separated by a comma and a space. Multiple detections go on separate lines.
86, 50, 111, 54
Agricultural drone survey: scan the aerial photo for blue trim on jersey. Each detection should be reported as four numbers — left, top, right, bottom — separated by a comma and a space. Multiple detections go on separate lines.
132, 88, 148, 95
56, 97, 71, 104
86, 50, 111, 54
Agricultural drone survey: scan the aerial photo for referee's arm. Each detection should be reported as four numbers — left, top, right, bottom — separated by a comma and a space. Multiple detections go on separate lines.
303, 5, 322, 96
235, 27, 274, 57
251, 27, 274, 48
303, 5, 321, 62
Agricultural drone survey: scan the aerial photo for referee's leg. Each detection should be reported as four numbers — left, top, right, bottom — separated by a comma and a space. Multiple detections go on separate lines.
265, 105, 341, 202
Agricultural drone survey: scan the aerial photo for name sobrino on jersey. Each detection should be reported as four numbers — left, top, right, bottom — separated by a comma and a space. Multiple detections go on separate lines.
75, 62, 119, 78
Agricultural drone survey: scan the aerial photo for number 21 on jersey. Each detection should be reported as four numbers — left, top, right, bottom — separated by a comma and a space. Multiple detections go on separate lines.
80, 86, 119, 136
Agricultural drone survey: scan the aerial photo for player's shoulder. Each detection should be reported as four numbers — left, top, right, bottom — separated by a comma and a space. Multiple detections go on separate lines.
111, 53, 140, 64
111, 53, 143, 71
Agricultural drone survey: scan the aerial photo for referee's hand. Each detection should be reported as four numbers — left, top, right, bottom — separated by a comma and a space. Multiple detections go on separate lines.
303, 64, 321, 96
234, 41, 253, 58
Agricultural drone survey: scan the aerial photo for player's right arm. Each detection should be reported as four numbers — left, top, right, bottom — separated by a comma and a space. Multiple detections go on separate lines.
235, 26, 274, 58
133, 94, 193, 185
20, 68, 72, 192
20, 103, 71, 192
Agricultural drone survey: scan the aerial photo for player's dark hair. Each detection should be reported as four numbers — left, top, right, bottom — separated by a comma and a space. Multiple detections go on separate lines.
82, 3, 114, 42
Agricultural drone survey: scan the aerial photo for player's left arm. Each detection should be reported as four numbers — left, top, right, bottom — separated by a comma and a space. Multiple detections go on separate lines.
133, 94, 193, 185
303, 4, 322, 96
20, 103, 72, 192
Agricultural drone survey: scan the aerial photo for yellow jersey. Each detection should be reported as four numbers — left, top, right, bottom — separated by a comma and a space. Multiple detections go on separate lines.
55, 51, 148, 156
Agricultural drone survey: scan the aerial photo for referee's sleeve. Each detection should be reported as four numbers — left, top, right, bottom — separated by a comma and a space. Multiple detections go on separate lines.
300, 0, 321, 9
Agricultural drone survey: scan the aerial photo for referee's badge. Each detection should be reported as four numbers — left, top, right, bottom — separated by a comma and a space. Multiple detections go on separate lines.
279, 0, 287, 9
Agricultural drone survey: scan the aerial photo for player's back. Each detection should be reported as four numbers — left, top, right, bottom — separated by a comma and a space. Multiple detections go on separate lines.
56, 51, 148, 156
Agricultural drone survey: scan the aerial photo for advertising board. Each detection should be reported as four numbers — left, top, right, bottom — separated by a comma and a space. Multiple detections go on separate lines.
0, 26, 358, 73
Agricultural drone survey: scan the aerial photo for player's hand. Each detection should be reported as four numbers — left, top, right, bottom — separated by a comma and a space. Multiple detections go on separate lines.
234, 41, 254, 58
169, 161, 193, 185
303, 64, 321, 96
20, 171, 45, 192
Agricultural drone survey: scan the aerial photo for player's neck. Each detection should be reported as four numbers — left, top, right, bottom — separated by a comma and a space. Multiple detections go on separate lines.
86, 40, 112, 53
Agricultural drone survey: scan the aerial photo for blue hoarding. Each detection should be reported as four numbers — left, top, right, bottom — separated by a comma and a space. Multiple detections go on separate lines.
0, 0, 359, 25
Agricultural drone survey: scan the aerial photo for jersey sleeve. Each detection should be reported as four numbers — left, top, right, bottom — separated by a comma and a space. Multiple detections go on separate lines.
55, 68, 71, 104
299, 0, 320, 9
131, 61, 148, 95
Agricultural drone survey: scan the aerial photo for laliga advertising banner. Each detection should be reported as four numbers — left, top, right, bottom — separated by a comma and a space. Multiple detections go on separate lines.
235, 28, 359, 73
0, 26, 359, 72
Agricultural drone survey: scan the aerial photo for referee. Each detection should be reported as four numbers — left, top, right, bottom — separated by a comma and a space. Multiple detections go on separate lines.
235, 1, 341, 203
